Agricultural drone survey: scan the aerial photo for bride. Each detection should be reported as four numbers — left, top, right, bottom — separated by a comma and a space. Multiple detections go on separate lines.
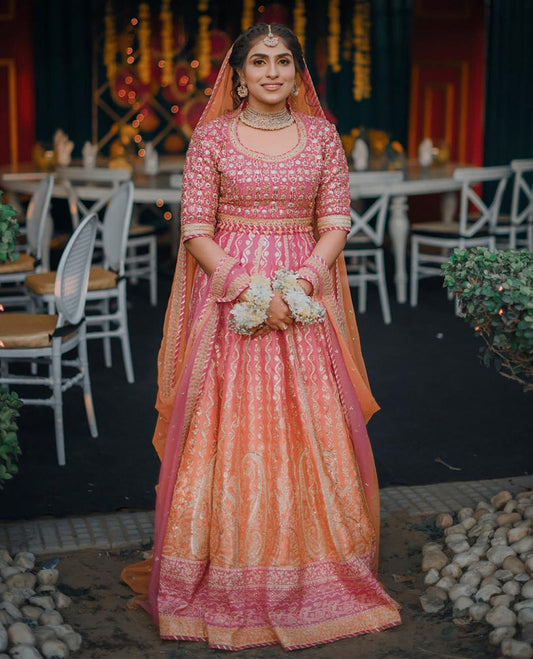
122, 22, 401, 651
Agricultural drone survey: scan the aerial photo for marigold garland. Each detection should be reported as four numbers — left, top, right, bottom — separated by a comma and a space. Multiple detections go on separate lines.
160, 0, 174, 87
241, 0, 255, 32
104, 1, 117, 84
353, 0, 371, 101
197, 1, 211, 81
327, 0, 341, 73
293, 0, 306, 54
138, 2, 151, 85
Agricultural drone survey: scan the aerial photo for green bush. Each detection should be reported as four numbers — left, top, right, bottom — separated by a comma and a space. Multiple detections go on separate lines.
0, 388, 22, 488
0, 192, 20, 263
442, 247, 533, 392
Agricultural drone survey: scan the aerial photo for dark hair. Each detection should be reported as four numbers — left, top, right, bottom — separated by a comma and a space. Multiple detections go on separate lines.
228, 24, 305, 109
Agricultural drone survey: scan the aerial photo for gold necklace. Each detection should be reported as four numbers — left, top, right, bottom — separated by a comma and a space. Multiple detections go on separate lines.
240, 105, 294, 131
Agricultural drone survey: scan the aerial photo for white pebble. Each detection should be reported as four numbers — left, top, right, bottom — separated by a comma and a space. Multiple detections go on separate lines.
524, 506, 533, 520
422, 547, 449, 572
435, 513, 453, 529
476, 583, 501, 602
424, 568, 440, 585
441, 563, 462, 579
452, 595, 473, 617
0, 566, 22, 580
33, 626, 57, 648
444, 524, 466, 536
8, 622, 35, 646
5, 573, 36, 590
449, 583, 475, 602
454, 551, 478, 569
460, 571, 482, 587
498, 513, 522, 527
517, 608, 533, 626
41, 638, 69, 659
29, 596, 55, 611
508, 527, 530, 544
420, 586, 447, 613
491, 593, 515, 608
487, 546, 516, 566
481, 576, 501, 587
469, 560, 496, 577
522, 580, 533, 599
13, 553, 35, 571
0, 551, 12, 565
0, 601, 21, 619
503, 581, 521, 596
514, 599, 533, 612
62, 632, 82, 652
512, 536, 533, 554
488, 625, 516, 646
448, 539, 470, 554
469, 601, 490, 621
0, 624, 6, 652
39, 611, 63, 626
20, 605, 43, 621
504, 556, 526, 574
435, 576, 456, 592
501, 638, 533, 658
491, 490, 513, 510
52, 592, 71, 610
37, 570, 58, 587
485, 605, 517, 627
9, 646, 43, 659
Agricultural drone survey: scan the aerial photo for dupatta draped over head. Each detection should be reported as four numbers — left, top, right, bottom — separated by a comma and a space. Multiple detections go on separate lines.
123, 40, 381, 615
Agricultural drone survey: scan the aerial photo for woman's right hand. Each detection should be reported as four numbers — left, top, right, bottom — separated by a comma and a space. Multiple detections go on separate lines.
252, 291, 293, 338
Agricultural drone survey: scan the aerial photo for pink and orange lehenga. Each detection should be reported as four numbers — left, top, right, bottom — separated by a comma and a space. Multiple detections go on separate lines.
122, 57, 401, 651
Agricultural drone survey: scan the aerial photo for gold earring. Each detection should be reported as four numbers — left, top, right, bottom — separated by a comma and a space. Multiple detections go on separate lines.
237, 81, 248, 98
291, 83, 299, 97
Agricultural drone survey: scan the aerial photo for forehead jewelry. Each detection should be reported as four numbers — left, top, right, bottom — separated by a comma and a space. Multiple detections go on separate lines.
263, 25, 279, 47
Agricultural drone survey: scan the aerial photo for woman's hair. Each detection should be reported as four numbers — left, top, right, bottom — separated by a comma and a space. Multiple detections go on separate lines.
228, 23, 305, 109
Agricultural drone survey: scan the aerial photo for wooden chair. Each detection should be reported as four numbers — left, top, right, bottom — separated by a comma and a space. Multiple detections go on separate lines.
0, 213, 98, 466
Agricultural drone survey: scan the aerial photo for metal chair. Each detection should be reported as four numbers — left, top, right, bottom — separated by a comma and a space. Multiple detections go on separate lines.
508, 159, 533, 250
25, 182, 136, 383
0, 213, 98, 466
410, 166, 512, 307
57, 167, 158, 305
345, 171, 403, 324
0, 174, 54, 309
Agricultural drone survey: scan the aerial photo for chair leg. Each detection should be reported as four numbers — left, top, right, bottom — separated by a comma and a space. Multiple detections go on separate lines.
149, 237, 157, 306
51, 341, 66, 466
118, 286, 135, 383
376, 251, 391, 325
102, 298, 112, 368
79, 328, 98, 438
358, 259, 367, 313
410, 238, 419, 307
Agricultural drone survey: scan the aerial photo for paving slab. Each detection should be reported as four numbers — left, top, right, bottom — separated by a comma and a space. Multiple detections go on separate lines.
1, 474, 531, 556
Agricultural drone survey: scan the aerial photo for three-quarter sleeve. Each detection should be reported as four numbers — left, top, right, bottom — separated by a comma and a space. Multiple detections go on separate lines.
180, 125, 219, 242
314, 122, 351, 234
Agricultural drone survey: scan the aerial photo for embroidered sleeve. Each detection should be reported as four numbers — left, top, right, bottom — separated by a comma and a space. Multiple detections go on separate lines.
208, 254, 250, 303
180, 125, 219, 242
315, 122, 351, 234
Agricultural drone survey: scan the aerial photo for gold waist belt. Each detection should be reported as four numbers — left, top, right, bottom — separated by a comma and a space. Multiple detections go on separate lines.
216, 214, 314, 235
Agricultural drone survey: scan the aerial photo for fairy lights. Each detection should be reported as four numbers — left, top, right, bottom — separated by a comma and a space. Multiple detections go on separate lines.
104, 1, 117, 83
197, 1, 211, 80
353, 0, 372, 101
241, 0, 254, 32
138, 3, 151, 85
293, 0, 306, 54
328, 0, 341, 73
160, 0, 174, 86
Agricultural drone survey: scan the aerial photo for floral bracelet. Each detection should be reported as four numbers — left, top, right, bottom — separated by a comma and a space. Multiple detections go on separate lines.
228, 274, 273, 335
272, 268, 326, 326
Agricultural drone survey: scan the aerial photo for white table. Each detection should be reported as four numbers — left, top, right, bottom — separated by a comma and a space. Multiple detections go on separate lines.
350, 160, 465, 303
2, 160, 466, 303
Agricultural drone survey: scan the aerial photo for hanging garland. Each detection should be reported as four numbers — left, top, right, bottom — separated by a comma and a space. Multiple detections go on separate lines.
293, 0, 306, 54
160, 0, 174, 87
197, 0, 211, 81
241, 0, 255, 33
138, 3, 151, 85
327, 0, 341, 73
104, 1, 117, 84
353, 0, 371, 101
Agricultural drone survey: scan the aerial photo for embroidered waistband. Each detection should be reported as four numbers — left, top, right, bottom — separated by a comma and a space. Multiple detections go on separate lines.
216, 214, 314, 235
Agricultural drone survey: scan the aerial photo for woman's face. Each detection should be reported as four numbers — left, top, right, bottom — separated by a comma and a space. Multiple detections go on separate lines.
240, 38, 296, 113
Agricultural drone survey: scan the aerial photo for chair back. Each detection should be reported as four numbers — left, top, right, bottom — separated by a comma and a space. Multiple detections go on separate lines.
25, 174, 54, 260
56, 167, 132, 230
510, 159, 533, 227
101, 181, 134, 274
348, 171, 403, 245
54, 213, 98, 328
454, 166, 511, 237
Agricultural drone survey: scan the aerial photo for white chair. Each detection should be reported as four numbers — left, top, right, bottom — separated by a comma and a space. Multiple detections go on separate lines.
0, 175, 54, 309
0, 213, 98, 466
25, 182, 136, 383
508, 159, 533, 250
57, 167, 158, 305
345, 171, 403, 324
410, 166, 512, 306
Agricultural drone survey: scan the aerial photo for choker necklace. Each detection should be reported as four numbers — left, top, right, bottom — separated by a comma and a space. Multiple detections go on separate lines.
240, 105, 294, 131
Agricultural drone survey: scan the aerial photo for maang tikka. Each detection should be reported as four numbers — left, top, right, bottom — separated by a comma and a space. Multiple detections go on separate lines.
263, 24, 279, 47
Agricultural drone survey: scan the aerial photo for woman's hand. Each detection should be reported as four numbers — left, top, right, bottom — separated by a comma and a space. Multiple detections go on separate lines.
252, 291, 293, 338
297, 279, 313, 296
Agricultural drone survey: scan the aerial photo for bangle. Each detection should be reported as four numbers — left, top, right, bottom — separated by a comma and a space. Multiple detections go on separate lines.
272, 268, 325, 326
228, 274, 273, 335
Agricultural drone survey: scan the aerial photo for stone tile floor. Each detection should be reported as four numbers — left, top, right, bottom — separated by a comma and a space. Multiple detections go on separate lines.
1, 475, 532, 556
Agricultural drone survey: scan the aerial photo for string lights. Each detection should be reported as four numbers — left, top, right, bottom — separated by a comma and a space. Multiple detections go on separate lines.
138, 3, 151, 85
353, 0, 371, 101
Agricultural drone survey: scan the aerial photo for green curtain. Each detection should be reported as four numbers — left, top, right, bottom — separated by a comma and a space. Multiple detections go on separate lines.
34, 0, 101, 155
484, 0, 533, 165
326, 0, 413, 145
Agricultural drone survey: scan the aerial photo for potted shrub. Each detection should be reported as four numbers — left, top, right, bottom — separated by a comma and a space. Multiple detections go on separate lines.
442, 247, 533, 392
0, 191, 20, 263
0, 388, 22, 488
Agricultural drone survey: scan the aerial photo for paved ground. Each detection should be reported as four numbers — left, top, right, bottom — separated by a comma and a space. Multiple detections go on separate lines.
2, 474, 532, 556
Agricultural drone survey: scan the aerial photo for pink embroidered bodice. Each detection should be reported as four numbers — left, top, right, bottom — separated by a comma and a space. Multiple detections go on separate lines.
180, 110, 351, 239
